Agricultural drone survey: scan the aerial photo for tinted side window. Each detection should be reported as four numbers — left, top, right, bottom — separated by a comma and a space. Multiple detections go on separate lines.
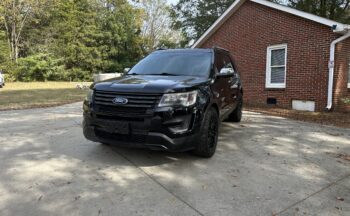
214, 52, 225, 73
222, 55, 235, 75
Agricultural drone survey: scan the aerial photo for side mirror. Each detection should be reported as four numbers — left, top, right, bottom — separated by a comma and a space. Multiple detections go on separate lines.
123, 68, 130, 74
216, 68, 234, 78
220, 68, 234, 75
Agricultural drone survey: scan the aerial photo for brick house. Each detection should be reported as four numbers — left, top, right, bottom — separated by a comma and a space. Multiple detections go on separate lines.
192, 0, 350, 112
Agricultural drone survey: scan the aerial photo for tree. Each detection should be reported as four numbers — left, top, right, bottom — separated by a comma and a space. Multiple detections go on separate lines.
97, 0, 145, 73
0, 31, 9, 64
0, 0, 154, 81
0, 0, 49, 63
172, 0, 235, 46
34, 0, 145, 80
134, 0, 183, 51
270, 0, 350, 23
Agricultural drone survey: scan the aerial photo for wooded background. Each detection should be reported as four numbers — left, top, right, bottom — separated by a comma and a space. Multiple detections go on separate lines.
0, 0, 349, 81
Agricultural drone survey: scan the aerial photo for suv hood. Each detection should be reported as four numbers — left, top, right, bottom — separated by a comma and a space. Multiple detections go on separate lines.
93, 75, 209, 93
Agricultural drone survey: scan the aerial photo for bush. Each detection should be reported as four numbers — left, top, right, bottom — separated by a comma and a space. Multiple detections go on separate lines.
342, 98, 350, 105
0, 54, 72, 82
0, 61, 17, 82
66, 67, 93, 82
12, 54, 69, 81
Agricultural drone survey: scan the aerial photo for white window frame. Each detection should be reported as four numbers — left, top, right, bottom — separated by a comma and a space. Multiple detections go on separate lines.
348, 63, 350, 88
266, 44, 287, 89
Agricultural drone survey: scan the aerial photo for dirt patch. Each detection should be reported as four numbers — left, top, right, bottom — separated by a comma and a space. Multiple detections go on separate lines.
245, 106, 350, 128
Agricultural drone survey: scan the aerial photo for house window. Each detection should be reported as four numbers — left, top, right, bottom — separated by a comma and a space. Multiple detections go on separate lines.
266, 44, 287, 88
348, 63, 350, 88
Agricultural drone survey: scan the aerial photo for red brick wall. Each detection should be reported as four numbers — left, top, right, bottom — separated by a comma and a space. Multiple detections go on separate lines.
200, 1, 348, 112
334, 39, 350, 112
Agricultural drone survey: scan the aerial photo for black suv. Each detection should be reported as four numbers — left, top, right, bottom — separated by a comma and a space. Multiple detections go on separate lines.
83, 48, 243, 157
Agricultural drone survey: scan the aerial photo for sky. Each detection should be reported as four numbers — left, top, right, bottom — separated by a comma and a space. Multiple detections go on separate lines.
167, 0, 179, 5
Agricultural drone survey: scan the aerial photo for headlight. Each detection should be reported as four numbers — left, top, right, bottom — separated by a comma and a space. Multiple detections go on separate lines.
159, 91, 198, 107
86, 89, 94, 102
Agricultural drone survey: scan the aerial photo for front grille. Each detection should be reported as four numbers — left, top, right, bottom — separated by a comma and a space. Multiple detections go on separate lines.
94, 90, 162, 116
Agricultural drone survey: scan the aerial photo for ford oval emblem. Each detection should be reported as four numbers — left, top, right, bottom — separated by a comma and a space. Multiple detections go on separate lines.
112, 97, 128, 105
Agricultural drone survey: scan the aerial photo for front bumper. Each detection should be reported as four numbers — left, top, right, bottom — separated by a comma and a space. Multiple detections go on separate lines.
83, 102, 203, 152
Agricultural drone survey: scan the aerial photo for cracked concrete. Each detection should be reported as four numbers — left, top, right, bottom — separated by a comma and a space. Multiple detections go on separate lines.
0, 102, 349, 216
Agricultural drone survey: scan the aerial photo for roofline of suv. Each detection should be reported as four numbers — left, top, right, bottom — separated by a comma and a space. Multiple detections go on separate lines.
153, 47, 230, 53
212, 46, 230, 53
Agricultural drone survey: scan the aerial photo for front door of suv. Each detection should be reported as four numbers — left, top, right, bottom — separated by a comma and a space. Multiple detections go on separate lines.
222, 53, 240, 110
212, 51, 235, 119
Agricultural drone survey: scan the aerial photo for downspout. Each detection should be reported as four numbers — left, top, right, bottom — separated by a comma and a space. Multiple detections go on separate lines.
326, 31, 350, 111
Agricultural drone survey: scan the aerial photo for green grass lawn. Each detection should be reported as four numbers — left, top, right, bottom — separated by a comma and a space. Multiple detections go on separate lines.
0, 82, 90, 110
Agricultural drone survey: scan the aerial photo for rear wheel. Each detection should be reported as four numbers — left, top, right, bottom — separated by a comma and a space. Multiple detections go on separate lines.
193, 107, 219, 158
227, 98, 243, 122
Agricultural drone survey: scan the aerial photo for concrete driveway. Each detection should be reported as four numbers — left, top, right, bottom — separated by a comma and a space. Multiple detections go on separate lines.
0, 102, 349, 216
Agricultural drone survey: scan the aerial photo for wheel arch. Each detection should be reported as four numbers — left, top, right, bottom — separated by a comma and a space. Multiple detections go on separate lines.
210, 103, 220, 116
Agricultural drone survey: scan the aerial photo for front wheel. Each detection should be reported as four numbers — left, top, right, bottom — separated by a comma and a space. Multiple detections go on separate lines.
192, 107, 219, 158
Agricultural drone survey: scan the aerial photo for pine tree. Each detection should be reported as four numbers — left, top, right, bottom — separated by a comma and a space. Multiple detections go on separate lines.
172, 0, 235, 45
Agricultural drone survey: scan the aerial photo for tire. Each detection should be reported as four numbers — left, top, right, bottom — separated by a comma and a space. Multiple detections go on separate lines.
193, 107, 219, 158
101, 142, 110, 146
227, 98, 243, 123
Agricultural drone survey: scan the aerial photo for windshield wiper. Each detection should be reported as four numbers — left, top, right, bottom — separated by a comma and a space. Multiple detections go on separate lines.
147, 73, 179, 76
128, 73, 140, 75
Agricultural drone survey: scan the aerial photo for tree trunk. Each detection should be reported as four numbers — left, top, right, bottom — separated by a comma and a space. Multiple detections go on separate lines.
10, 0, 18, 63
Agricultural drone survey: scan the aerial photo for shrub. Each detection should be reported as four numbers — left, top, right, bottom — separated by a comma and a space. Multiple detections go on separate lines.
0, 61, 17, 82
15, 54, 59, 81
6, 54, 69, 81
66, 67, 93, 82
342, 98, 350, 105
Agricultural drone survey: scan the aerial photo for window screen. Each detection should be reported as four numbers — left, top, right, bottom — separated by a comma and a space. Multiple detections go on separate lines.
266, 44, 287, 88
348, 63, 350, 87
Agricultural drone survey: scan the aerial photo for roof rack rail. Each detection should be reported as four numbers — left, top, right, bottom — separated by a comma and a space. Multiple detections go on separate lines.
212, 46, 230, 52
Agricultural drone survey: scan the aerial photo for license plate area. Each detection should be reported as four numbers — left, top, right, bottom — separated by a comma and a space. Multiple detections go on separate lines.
96, 120, 130, 135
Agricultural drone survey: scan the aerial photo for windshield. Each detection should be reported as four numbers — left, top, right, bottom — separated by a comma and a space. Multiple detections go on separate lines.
128, 52, 212, 77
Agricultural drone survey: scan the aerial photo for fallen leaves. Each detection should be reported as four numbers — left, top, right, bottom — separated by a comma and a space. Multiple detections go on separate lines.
336, 154, 350, 162
325, 152, 350, 162
337, 197, 345, 201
